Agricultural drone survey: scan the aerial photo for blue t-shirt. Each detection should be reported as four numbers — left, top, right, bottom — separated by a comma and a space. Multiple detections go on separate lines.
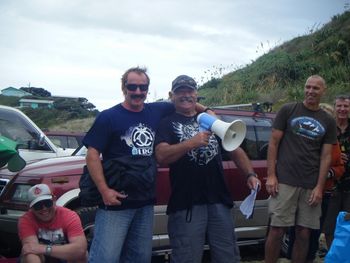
83, 102, 174, 160
82, 102, 174, 209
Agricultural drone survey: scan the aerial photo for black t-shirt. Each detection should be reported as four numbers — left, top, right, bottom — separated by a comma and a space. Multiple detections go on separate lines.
155, 112, 233, 214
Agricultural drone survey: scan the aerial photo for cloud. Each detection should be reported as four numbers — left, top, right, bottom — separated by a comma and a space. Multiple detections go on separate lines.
0, 0, 346, 110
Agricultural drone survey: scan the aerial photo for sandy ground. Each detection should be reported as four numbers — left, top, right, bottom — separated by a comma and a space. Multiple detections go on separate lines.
241, 257, 324, 263
240, 234, 327, 263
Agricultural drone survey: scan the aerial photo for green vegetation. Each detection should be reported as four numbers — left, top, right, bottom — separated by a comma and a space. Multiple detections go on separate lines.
198, 11, 350, 111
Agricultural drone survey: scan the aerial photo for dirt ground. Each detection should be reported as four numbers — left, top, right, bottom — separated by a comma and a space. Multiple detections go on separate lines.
241, 257, 324, 263
240, 233, 327, 263
152, 234, 328, 262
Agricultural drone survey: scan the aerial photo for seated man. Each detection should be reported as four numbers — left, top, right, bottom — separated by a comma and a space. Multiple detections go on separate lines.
18, 184, 87, 263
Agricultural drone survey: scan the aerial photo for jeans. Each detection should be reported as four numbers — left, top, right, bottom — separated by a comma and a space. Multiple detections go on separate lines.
88, 205, 154, 263
168, 203, 240, 263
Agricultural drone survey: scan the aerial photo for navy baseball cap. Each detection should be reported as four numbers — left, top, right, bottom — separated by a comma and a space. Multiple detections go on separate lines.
172, 75, 197, 92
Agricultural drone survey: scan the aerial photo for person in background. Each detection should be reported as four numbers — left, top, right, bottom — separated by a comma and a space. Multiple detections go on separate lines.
323, 94, 350, 249
287, 103, 344, 262
264, 75, 337, 263
83, 67, 210, 263
18, 184, 87, 263
155, 75, 260, 263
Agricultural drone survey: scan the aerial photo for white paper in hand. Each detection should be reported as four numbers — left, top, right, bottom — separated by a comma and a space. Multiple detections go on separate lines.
239, 183, 259, 219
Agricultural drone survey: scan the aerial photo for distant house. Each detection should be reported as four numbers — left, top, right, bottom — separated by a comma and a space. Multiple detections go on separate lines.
1, 87, 32, 97
19, 98, 54, 109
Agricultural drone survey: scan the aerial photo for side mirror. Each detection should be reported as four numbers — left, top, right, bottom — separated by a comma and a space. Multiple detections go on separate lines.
38, 134, 46, 147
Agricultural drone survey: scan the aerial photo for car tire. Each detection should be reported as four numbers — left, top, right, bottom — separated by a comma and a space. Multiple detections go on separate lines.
75, 206, 98, 250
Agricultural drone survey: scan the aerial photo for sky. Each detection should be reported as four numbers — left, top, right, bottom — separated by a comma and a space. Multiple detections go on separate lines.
0, 0, 347, 111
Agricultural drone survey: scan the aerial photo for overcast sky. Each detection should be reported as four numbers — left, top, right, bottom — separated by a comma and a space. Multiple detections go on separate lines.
0, 0, 347, 111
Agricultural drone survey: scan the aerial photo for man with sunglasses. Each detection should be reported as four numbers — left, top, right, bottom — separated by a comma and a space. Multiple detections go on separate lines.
154, 75, 260, 263
84, 67, 211, 262
18, 184, 87, 263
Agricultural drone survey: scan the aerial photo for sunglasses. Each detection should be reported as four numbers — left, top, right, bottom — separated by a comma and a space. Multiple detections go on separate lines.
125, 84, 149, 92
32, 199, 53, 211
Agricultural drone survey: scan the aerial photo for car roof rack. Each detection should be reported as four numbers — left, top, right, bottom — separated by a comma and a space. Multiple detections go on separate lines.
213, 102, 273, 113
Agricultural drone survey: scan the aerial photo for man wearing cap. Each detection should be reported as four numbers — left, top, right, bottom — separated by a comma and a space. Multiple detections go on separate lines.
154, 75, 260, 263
83, 67, 210, 263
18, 184, 87, 263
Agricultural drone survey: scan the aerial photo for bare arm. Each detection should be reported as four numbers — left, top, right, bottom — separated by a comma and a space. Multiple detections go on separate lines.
21, 235, 87, 262
229, 147, 261, 190
266, 128, 284, 196
155, 131, 211, 165
309, 143, 332, 206
86, 147, 126, 205
330, 142, 345, 180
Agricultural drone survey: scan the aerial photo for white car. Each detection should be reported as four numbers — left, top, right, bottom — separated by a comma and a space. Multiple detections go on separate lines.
0, 105, 74, 163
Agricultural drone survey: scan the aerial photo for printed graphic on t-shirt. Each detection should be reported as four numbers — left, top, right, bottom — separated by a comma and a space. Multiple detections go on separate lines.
121, 123, 155, 156
291, 116, 325, 140
173, 121, 218, 165
38, 228, 67, 245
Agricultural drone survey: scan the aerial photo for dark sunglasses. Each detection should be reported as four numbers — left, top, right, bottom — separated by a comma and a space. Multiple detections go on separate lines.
32, 199, 53, 211
125, 84, 149, 92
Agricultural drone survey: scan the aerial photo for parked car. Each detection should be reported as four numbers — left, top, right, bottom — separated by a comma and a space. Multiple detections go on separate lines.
44, 131, 85, 151
0, 105, 75, 163
0, 106, 275, 257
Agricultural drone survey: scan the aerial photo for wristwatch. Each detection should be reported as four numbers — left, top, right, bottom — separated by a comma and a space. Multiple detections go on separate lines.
246, 172, 258, 179
45, 244, 52, 256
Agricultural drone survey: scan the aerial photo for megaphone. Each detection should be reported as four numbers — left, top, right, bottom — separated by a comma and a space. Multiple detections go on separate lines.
197, 113, 246, 151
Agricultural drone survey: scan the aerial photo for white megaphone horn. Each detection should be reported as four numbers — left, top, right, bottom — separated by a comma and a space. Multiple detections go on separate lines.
197, 113, 246, 151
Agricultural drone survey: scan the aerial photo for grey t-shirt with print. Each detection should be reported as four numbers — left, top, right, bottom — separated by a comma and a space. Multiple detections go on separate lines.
273, 102, 337, 189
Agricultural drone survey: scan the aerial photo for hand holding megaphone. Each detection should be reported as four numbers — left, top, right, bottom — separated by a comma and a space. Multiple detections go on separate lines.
197, 113, 246, 151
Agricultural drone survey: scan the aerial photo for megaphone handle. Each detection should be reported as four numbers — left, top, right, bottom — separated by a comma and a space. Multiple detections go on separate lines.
199, 125, 207, 132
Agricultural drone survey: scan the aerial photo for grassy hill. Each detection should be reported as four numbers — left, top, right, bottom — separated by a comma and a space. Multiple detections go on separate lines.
198, 11, 350, 111
48, 117, 95, 132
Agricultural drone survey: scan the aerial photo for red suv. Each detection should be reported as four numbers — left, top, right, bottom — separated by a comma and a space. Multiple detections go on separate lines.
0, 106, 275, 257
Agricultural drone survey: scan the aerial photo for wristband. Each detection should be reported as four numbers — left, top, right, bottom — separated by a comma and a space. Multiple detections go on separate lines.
203, 107, 213, 113
246, 172, 258, 179
45, 244, 52, 256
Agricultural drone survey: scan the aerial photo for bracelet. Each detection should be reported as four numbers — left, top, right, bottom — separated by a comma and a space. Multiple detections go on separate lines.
246, 172, 258, 179
203, 107, 213, 113
45, 244, 52, 256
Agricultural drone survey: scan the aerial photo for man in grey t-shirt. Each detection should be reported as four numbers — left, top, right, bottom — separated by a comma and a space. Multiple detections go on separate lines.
264, 75, 337, 263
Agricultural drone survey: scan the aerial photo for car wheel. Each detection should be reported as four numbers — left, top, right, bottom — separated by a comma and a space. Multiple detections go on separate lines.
75, 206, 98, 250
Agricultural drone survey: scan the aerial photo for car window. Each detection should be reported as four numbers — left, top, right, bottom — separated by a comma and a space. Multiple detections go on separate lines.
67, 136, 79, 149
218, 114, 272, 161
0, 109, 50, 151
47, 135, 80, 149
242, 125, 271, 160
48, 135, 66, 148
